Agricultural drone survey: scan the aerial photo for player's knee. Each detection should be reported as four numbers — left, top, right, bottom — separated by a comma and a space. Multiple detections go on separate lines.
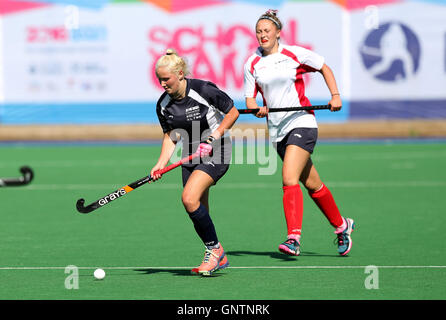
303, 180, 323, 193
283, 176, 299, 186
181, 191, 199, 212
300, 175, 322, 192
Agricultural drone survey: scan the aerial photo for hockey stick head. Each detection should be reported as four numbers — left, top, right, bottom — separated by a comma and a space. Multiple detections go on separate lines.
76, 198, 99, 214
75, 154, 195, 215
0, 166, 34, 187
20, 166, 34, 184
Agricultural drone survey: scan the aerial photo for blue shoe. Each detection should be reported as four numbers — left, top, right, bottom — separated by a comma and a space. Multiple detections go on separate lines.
278, 238, 300, 256
335, 218, 355, 256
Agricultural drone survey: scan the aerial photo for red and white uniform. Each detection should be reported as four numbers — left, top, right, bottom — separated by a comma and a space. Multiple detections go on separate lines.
244, 44, 325, 143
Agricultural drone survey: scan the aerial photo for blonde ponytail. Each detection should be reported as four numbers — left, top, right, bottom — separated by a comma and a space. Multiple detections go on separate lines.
155, 49, 190, 76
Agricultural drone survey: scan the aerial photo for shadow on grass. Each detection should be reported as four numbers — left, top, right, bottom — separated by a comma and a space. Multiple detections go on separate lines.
132, 250, 343, 277
301, 251, 343, 258
226, 250, 340, 260
133, 268, 225, 277
227, 251, 296, 261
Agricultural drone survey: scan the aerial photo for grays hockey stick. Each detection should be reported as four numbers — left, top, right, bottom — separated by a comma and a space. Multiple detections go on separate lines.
237, 105, 331, 114
76, 153, 198, 214
0, 166, 34, 187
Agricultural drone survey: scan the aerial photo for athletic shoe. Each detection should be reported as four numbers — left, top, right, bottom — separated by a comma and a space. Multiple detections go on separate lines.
335, 218, 355, 256
278, 238, 300, 256
191, 254, 228, 275
191, 244, 229, 276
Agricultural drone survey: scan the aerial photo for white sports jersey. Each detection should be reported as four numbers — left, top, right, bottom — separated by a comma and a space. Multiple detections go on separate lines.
244, 44, 325, 142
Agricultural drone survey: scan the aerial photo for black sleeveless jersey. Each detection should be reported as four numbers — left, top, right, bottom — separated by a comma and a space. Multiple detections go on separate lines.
156, 78, 234, 164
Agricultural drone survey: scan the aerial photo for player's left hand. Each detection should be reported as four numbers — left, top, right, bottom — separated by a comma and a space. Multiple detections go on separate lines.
196, 141, 213, 158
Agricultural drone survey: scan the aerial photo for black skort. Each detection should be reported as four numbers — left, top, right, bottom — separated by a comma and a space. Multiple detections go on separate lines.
274, 127, 318, 160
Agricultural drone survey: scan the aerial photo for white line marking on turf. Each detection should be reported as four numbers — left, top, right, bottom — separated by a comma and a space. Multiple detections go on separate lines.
0, 159, 151, 168
0, 266, 445, 270
19, 180, 446, 191
0, 151, 444, 169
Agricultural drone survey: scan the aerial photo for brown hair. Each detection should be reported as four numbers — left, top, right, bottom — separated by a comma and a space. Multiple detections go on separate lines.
256, 9, 282, 30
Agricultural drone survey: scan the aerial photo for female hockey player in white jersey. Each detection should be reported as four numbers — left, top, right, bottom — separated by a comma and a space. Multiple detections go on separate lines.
244, 9, 355, 257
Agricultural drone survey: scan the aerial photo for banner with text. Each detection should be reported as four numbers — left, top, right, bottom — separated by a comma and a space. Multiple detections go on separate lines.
0, 0, 445, 124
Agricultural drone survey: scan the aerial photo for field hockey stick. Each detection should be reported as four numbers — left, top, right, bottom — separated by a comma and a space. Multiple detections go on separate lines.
76, 153, 198, 214
237, 105, 331, 114
0, 166, 34, 187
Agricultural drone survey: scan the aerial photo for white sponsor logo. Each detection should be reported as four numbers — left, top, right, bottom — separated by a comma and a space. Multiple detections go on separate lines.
206, 161, 215, 167
98, 188, 127, 206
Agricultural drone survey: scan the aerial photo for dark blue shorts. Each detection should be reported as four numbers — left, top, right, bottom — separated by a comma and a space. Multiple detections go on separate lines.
275, 127, 318, 160
181, 162, 230, 187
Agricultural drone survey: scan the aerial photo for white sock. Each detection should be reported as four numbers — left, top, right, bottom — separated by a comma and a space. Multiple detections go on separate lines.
335, 218, 347, 234
288, 234, 301, 243
206, 242, 220, 250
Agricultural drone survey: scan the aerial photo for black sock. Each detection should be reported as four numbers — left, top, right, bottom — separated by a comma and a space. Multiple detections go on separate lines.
187, 203, 219, 248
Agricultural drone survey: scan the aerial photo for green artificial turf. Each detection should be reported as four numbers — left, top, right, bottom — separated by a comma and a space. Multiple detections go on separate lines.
0, 142, 445, 300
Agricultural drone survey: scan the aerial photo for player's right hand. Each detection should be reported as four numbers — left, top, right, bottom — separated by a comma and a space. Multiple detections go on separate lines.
328, 95, 342, 112
255, 106, 268, 118
150, 164, 164, 182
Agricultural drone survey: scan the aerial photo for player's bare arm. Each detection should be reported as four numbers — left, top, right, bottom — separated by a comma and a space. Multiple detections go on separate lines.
210, 106, 240, 140
246, 97, 268, 118
319, 64, 342, 112
150, 132, 177, 181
